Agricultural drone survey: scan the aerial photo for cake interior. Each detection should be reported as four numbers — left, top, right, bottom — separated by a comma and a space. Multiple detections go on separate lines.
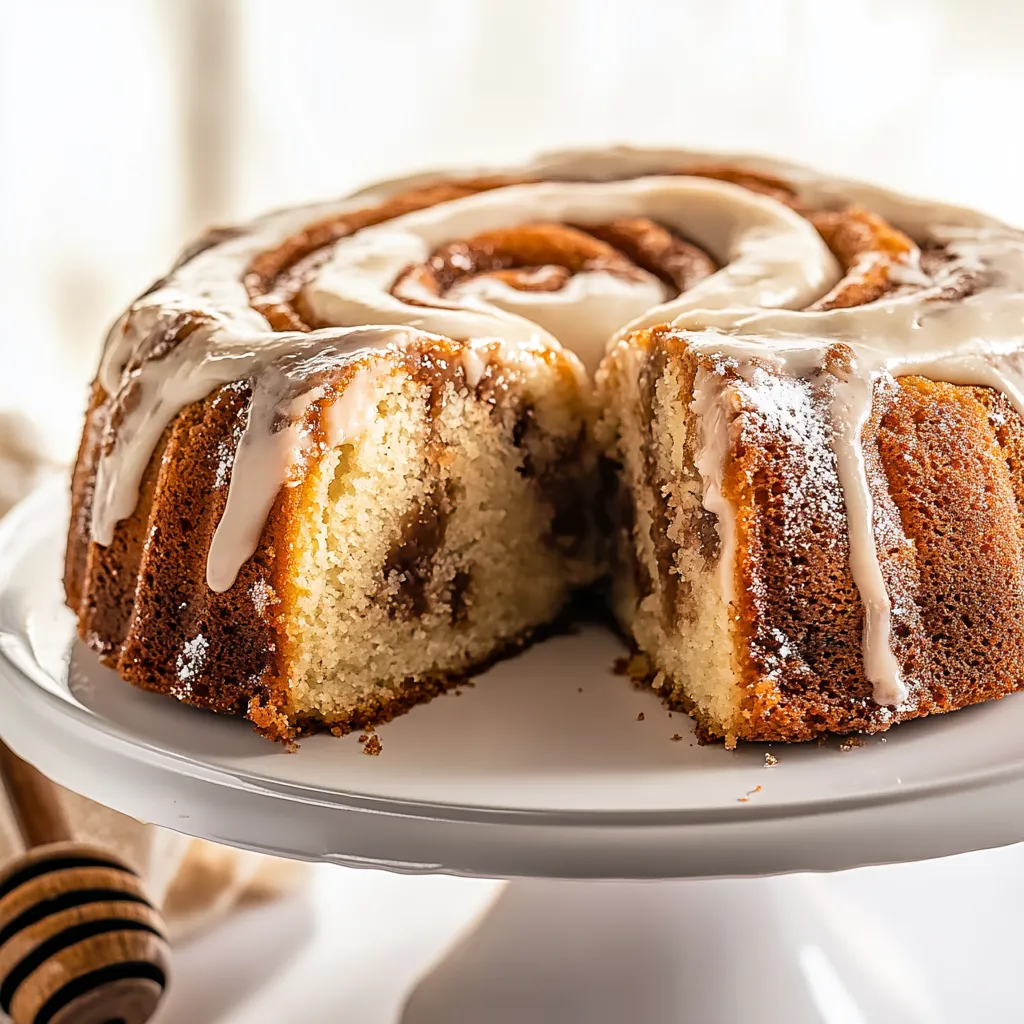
598, 337, 741, 740
278, 352, 598, 729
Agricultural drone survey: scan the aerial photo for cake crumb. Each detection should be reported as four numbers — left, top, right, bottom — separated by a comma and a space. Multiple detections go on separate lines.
839, 736, 865, 752
738, 785, 762, 803
670, 733, 682, 742
764, 752, 779, 767
363, 735, 383, 756
247, 696, 298, 751
621, 653, 653, 688
358, 734, 367, 744
612, 656, 630, 676
628, 653, 651, 675
577, 687, 584, 693
636, 712, 645, 722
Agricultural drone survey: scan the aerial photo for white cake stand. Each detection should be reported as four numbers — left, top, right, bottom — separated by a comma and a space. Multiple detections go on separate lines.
2, 480, 1022, 1023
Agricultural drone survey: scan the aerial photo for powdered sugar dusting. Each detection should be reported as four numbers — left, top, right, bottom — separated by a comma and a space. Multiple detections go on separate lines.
173, 633, 209, 698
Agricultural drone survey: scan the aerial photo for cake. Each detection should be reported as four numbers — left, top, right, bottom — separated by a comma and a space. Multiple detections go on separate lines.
64, 147, 1024, 745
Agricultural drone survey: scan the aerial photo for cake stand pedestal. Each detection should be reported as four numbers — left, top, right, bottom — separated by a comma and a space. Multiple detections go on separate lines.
0, 482, 1018, 1023
401, 873, 942, 1024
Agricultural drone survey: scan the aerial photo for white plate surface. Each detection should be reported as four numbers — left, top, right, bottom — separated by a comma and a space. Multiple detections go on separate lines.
2, 479, 1024, 878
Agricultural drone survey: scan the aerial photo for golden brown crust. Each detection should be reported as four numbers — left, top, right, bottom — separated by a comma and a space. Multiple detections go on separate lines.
809, 207, 916, 310
629, 326, 1024, 743
68, 379, 293, 725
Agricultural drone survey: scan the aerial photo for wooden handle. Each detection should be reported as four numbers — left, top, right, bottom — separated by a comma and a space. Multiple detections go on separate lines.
0, 843, 170, 1024
0, 741, 70, 849
0, 745, 170, 1022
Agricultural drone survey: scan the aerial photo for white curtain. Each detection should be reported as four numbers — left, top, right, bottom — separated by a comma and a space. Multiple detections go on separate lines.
3, 0, 1023, 459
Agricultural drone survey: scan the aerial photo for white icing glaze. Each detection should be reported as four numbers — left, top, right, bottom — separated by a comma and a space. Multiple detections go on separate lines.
829, 363, 904, 706
445, 270, 666, 375
301, 177, 838, 375
88, 146, 1024, 705
690, 366, 738, 615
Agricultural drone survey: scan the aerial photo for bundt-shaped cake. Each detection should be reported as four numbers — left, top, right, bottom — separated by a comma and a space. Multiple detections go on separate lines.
65, 147, 1024, 744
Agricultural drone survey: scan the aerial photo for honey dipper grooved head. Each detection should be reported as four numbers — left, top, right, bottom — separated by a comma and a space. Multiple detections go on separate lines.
0, 843, 169, 1024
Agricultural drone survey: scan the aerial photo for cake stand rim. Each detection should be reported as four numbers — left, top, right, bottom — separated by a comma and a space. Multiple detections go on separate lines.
4, 636, 1024, 828
3, 478, 1024, 878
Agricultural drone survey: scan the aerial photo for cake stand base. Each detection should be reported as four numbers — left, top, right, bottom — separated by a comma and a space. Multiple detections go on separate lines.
401, 873, 941, 1024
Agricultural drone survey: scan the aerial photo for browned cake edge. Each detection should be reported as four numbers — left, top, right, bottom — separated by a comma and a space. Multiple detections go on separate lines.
64, 339, 590, 744
611, 326, 1024, 744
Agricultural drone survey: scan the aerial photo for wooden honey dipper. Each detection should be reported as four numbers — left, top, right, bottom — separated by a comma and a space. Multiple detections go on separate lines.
0, 740, 169, 1024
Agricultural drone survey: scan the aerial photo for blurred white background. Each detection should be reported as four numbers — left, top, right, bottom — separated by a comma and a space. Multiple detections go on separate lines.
3, 0, 1024, 461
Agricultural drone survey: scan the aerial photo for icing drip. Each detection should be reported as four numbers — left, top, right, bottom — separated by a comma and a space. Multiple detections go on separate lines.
206, 342, 393, 593
93, 324, 413, 549
830, 359, 905, 706
88, 147, 1024, 705
691, 366, 738, 614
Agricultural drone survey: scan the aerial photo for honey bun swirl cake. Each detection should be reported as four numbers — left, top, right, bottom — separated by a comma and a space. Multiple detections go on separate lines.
65, 147, 1024, 745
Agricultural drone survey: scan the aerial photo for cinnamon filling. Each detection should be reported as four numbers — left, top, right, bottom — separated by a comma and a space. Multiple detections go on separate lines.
369, 340, 594, 622
678, 164, 805, 211
584, 219, 718, 291
381, 483, 452, 619
637, 344, 681, 621
809, 207, 917, 310
239, 166, 968, 347
392, 223, 652, 301
244, 177, 530, 332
